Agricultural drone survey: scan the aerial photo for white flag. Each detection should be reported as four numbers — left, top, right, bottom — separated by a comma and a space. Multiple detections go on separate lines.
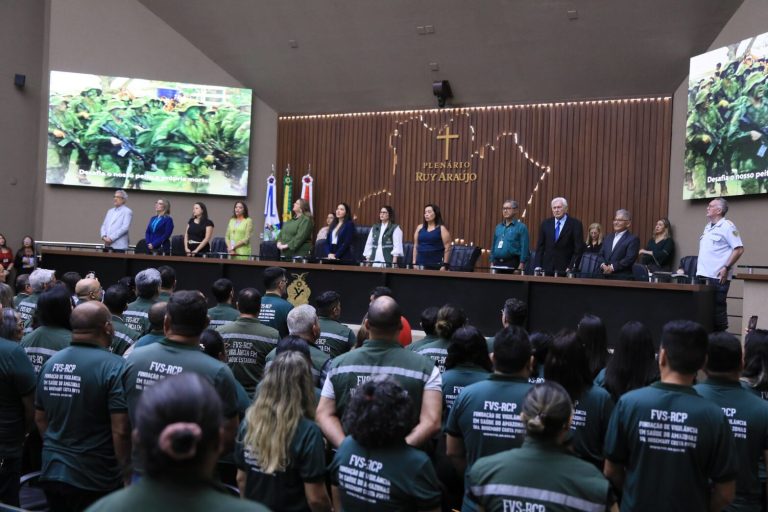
300, 173, 314, 214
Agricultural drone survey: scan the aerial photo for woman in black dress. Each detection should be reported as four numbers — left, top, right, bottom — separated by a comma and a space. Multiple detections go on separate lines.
184, 202, 214, 256
638, 217, 674, 271
584, 223, 603, 253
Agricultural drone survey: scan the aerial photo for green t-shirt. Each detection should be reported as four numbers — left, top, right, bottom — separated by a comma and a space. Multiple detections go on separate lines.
604, 381, 738, 512
20, 326, 72, 376
17, 292, 40, 334
445, 374, 532, 467
157, 290, 172, 302
695, 377, 768, 512
234, 417, 326, 511
35, 343, 127, 491
216, 317, 280, 395
441, 364, 490, 426
257, 294, 293, 338
415, 337, 450, 374
265, 342, 330, 388
13, 292, 29, 309
316, 316, 356, 359
407, 334, 440, 354
207, 303, 240, 329
467, 437, 612, 512
570, 384, 614, 467
85, 476, 270, 512
0, 338, 37, 458
132, 331, 164, 349
110, 315, 139, 356
123, 297, 157, 336
329, 436, 441, 511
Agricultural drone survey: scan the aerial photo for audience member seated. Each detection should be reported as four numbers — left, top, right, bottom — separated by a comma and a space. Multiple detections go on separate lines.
276, 198, 314, 260
329, 376, 441, 512
544, 331, 614, 469
414, 303, 467, 373
20, 285, 72, 375
123, 268, 160, 336
144, 198, 174, 255
235, 351, 332, 511
207, 278, 239, 329
314, 291, 356, 358
258, 267, 293, 338
600, 321, 659, 401
184, 202, 214, 257
14, 236, 37, 276
467, 382, 616, 512
86, 373, 266, 512
638, 217, 675, 271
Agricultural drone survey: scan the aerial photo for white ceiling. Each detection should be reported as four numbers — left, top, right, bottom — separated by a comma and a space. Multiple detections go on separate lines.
137, 0, 743, 114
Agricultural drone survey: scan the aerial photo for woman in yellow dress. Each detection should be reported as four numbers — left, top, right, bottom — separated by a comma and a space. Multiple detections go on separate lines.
276, 198, 314, 260
225, 201, 253, 259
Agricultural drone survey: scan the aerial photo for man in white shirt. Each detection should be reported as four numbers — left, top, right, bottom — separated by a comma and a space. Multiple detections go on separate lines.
100, 189, 132, 251
693, 197, 744, 332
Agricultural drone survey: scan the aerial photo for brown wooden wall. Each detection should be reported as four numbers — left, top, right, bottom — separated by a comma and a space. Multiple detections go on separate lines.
277, 98, 672, 265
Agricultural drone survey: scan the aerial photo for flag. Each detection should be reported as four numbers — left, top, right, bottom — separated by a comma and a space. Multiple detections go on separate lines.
301, 172, 314, 214
281, 166, 293, 223
263, 174, 280, 241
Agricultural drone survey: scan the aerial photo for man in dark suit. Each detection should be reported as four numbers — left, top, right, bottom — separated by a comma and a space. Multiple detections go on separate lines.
599, 208, 640, 278
534, 197, 584, 275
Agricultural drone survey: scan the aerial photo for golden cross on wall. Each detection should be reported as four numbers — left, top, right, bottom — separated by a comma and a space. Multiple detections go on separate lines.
436, 126, 459, 161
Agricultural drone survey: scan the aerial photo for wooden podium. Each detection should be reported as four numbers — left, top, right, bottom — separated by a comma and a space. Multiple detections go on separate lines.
737, 272, 768, 334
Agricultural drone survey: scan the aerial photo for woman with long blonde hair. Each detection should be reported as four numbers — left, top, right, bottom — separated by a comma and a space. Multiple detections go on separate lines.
235, 351, 331, 511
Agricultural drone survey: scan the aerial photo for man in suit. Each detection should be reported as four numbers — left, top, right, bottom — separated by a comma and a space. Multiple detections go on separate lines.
534, 197, 584, 275
599, 208, 640, 278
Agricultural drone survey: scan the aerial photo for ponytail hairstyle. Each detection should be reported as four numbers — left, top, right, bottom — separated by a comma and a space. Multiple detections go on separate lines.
435, 303, 467, 340
520, 381, 573, 440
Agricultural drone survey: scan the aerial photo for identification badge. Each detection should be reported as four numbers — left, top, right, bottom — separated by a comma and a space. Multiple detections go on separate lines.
757, 144, 767, 158
497, 240, 504, 249
117, 147, 129, 157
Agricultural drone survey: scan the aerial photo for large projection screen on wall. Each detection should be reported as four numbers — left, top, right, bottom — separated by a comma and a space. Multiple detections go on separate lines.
685, 32, 768, 199
46, 71, 252, 196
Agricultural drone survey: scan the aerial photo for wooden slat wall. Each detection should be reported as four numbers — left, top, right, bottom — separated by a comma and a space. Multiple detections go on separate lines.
277, 98, 672, 263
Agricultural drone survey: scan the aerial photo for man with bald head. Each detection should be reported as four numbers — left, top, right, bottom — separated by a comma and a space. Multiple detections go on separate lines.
317, 296, 442, 449
75, 278, 102, 305
34, 301, 130, 509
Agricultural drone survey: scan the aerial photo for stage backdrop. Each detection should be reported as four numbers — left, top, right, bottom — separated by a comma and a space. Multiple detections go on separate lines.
277, 98, 672, 265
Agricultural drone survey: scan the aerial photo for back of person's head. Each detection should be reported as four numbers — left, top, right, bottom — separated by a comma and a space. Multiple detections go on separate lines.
60, 271, 82, 295
529, 331, 553, 375
38, 284, 72, 329
744, 329, 768, 388
29, 268, 56, 293
520, 382, 573, 440
244, 351, 315, 473
577, 314, 608, 379
236, 288, 262, 315
287, 304, 317, 336
420, 306, 439, 336
0, 283, 12, 309
70, 301, 111, 334
342, 376, 415, 449
604, 321, 658, 401
660, 320, 708, 375
103, 284, 130, 315
135, 268, 161, 299
199, 328, 225, 359
706, 332, 742, 374
158, 265, 176, 290
15, 273, 29, 295
544, 330, 592, 401
211, 278, 233, 303
117, 276, 136, 303
370, 286, 394, 300
167, 291, 208, 336
136, 373, 223, 479
148, 302, 168, 332
502, 298, 528, 327
276, 335, 312, 360
263, 267, 287, 291
446, 325, 493, 372
435, 304, 467, 340
493, 326, 532, 374
366, 296, 403, 337
0, 308, 21, 341
314, 291, 340, 318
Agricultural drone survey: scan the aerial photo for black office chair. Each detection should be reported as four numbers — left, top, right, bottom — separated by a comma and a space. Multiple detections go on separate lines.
632, 263, 650, 281
577, 252, 602, 278
400, 242, 414, 268
134, 238, 148, 254
524, 251, 536, 275
170, 235, 185, 256
259, 241, 281, 261
679, 255, 698, 277
353, 226, 371, 263
448, 246, 482, 272
314, 238, 329, 259
209, 236, 228, 258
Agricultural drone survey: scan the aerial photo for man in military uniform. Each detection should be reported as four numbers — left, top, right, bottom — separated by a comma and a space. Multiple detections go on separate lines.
46, 96, 81, 184
728, 72, 768, 195
258, 267, 293, 338
313, 291, 356, 358
216, 288, 280, 396
207, 278, 239, 329
686, 90, 725, 196
604, 320, 737, 511
85, 101, 135, 189
695, 332, 768, 512
317, 296, 442, 449
122, 268, 160, 336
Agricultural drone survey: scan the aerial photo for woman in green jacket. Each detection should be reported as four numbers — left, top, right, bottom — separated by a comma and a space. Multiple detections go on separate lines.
277, 198, 314, 259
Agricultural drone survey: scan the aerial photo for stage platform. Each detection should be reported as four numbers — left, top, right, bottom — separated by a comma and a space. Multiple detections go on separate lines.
41, 250, 714, 343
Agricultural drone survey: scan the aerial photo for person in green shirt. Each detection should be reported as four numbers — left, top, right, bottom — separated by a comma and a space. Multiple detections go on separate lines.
86, 373, 268, 512
467, 382, 616, 512
258, 267, 294, 338
264, 305, 330, 387
277, 198, 314, 260
329, 376, 442, 512
416, 304, 468, 374
407, 306, 440, 353
35, 301, 130, 510
156, 265, 176, 302
123, 268, 160, 336
18, 268, 56, 335
127, 302, 166, 352
314, 290, 356, 358
103, 284, 139, 356
490, 199, 529, 270
236, 351, 331, 511
225, 201, 253, 260
12, 273, 31, 309
217, 288, 280, 396
604, 320, 738, 512
21, 285, 73, 375
442, 326, 492, 426
207, 278, 239, 329
695, 332, 768, 512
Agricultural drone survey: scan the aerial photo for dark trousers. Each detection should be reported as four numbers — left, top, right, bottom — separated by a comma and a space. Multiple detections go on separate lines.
492, 255, 521, 269
703, 277, 730, 332
42, 481, 116, 512
0, 456, 21, 507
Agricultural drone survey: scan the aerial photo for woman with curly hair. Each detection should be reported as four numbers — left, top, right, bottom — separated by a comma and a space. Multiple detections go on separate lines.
235, 351, 331, 511
329, 376, 441, 511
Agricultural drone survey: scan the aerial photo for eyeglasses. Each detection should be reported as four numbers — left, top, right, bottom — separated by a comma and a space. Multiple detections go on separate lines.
613, 218, 629, 222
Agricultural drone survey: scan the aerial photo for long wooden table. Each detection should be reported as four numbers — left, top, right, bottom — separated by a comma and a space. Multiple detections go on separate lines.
41, 250, 714, 345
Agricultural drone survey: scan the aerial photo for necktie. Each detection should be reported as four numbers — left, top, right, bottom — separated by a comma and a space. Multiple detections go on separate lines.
555, 220, 561, 241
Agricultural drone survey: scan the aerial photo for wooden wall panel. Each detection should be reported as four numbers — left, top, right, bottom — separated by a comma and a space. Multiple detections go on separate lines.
277, 98, 672, 264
